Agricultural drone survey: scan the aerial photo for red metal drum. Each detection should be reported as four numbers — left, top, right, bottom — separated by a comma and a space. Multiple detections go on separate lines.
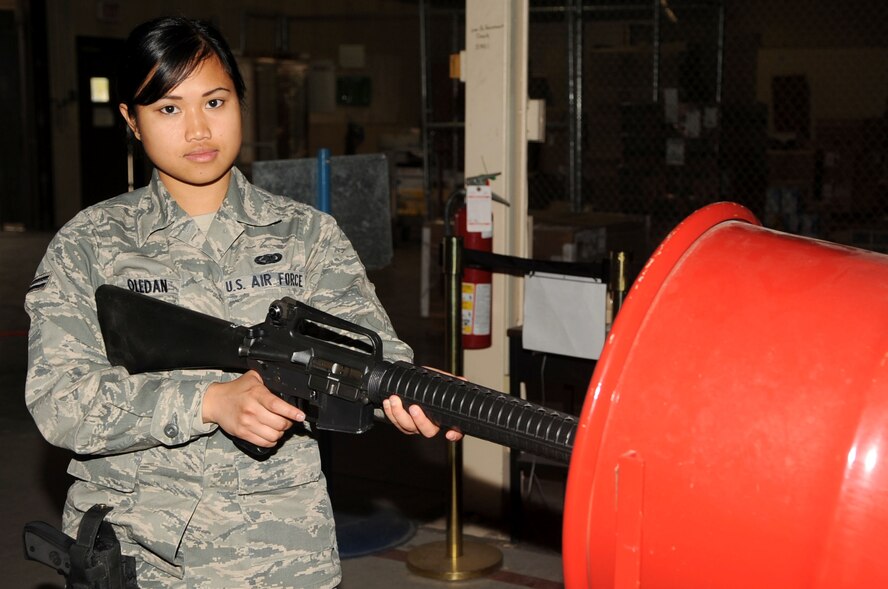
563, 202, 888, 589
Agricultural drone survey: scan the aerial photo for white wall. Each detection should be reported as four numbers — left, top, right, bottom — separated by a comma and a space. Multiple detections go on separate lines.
462, 0, 530, 517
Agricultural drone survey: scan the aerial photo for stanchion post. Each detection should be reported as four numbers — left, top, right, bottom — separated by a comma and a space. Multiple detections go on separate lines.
406, 235, 502, 581
444, 235, 463, 560
610, 250, 628, 315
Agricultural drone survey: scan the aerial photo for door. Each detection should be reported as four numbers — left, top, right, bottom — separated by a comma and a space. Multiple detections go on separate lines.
77, 36, 149, 208
0, 10, 23, 227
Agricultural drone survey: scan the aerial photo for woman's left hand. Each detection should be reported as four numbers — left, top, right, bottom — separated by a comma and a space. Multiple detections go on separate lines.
383, 395, 463, 442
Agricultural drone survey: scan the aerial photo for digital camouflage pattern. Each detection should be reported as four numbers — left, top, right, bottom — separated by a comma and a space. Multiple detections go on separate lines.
25, 168, 412, 587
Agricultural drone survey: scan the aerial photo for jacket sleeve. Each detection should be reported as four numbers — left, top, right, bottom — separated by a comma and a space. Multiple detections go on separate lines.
24, 213, 218, 456
304, 213, 413, 364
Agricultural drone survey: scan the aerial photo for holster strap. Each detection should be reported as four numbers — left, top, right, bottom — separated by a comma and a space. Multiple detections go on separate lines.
67, 504, 136, 589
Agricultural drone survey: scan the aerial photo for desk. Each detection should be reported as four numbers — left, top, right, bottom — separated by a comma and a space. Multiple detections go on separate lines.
507, 326, 596, 543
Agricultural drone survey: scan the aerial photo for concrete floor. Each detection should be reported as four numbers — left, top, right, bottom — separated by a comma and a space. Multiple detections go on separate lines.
1, 230, 565, 588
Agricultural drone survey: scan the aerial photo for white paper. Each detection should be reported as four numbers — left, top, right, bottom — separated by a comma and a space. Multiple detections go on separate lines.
466, 184, 493, 234
308, 60, 336, 113
523, 272, 606, 360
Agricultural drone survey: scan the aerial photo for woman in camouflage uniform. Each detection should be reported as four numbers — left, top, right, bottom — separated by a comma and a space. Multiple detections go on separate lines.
25, 16, 460, 588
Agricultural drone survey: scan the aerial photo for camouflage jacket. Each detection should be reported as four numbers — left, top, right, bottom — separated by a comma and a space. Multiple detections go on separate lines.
25, 168, 411, 572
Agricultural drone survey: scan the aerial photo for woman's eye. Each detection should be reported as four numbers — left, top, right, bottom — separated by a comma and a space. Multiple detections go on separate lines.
160, 105, 179, 115
207, 98, 224, 109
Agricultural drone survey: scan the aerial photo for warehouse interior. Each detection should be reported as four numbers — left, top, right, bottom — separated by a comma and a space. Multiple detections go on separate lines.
1, 0, 886, 587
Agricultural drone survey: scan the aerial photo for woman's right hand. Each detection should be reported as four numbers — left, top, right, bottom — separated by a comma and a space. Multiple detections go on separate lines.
202, 370, 306, 448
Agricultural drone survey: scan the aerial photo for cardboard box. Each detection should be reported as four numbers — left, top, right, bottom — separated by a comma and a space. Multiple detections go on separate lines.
533, 223, 605, 262
395, 166, 425, 217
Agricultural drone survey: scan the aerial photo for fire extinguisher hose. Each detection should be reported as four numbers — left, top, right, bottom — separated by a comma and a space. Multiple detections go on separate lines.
368, 361, 576, 463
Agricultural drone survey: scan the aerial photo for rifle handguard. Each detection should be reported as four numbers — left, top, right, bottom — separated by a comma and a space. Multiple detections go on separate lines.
368, 362, 576, 464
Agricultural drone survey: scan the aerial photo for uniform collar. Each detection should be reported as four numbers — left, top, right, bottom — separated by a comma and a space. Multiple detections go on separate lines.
135, 167, 281, 249
221, 167, 282, 227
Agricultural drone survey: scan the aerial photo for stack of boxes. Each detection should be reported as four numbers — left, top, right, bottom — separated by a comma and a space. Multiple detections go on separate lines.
764, 116, 887, 250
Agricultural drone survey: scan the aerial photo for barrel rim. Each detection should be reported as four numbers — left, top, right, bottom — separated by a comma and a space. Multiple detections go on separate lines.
562, 201, 760, 588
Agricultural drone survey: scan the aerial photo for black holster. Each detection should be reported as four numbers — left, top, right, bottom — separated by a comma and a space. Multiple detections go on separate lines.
67, 504, 138, 589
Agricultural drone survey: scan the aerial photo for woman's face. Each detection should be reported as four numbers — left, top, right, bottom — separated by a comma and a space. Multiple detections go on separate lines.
120, 55, 242, 198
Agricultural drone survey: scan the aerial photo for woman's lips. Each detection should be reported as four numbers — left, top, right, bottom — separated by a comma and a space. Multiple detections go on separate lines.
185, 148, 218, 163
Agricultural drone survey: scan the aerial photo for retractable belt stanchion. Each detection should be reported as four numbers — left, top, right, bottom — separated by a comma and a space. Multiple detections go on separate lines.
609, 250, 628, 315
406, 234, 503, 581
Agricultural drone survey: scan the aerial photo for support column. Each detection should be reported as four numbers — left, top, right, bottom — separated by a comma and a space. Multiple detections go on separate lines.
462, 0, 530, 517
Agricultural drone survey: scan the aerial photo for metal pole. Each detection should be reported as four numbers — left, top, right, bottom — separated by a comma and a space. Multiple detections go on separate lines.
419, 0, 432, 220
715, 1, 725, 105
610, 250, 628, 314
316, 148, 331, 213
444, 235, 463, 559
567, 0, 579, 211
574, 0, 584, 213
407, 233, 500, 582
653, 0, 661, 102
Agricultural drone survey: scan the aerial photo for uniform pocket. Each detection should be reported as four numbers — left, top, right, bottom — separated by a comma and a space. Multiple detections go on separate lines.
119, 539, 185, 582
234, 432, 321, 495
67, 452, 142, 493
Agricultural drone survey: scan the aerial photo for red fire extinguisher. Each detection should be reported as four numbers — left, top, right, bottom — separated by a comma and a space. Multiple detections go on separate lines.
454, 204, 492, 349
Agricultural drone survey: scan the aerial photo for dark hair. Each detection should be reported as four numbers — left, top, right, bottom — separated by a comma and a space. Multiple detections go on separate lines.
117, 16, 246, 111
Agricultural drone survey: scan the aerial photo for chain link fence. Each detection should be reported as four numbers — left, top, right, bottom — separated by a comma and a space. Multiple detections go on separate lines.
527, 0, 888, 260
421, 1, 466, 220
424, 0, 888, 267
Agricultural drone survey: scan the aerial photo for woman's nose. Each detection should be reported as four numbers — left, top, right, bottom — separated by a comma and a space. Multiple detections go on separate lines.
184, 110, 211, 142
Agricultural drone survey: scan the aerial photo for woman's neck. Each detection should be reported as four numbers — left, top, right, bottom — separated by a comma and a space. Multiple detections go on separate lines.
159, 169, 231, 216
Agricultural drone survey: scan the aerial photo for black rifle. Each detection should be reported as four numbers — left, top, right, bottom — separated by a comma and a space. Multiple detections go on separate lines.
95, 285, 577, 463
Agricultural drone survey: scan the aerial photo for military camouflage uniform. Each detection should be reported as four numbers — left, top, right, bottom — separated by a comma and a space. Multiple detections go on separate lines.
25, 168, 412, 588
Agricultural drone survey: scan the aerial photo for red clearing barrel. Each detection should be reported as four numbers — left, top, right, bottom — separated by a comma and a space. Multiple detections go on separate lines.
563, 202, 888, 589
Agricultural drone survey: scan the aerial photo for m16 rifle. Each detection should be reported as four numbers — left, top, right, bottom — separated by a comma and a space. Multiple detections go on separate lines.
94, 284, 577, 463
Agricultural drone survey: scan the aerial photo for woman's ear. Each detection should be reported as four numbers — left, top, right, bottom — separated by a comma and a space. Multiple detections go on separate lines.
119, 104, 141, 140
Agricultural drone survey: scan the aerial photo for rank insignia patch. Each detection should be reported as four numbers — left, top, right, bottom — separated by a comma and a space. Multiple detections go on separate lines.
28, 274, 50, 293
